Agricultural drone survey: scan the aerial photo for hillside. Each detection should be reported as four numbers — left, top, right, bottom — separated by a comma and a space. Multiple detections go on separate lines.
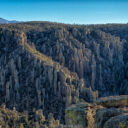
0, 22, 128, 127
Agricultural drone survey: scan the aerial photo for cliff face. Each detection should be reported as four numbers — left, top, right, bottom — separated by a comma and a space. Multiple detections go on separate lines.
0, 23, 128, 126
0, 28, 97, 122
26, 27, 125, 96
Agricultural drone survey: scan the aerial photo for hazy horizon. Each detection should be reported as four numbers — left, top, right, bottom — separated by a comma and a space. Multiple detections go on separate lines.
0, 0, 128, 24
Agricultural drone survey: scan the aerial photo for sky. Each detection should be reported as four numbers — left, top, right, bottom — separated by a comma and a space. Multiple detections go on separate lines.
0, 0, 128, 24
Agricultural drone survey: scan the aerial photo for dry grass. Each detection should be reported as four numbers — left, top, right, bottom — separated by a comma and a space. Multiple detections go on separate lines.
23, 42, 78, 80
24, 43, 53, 65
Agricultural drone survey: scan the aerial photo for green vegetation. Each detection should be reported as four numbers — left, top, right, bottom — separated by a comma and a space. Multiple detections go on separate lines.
120, 122, 128, 128
0, 105, 62, 128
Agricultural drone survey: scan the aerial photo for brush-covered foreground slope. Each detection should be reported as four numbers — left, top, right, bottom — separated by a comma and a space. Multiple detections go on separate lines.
0, 22, 128, 127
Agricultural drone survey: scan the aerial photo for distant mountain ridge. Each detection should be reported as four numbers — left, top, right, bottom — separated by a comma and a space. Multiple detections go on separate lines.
0, 18, 19, 24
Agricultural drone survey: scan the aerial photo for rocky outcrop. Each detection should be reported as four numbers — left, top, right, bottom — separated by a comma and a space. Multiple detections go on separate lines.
65, 96, 128, 128
65, 103, 101, 128
96, 95, 128, 108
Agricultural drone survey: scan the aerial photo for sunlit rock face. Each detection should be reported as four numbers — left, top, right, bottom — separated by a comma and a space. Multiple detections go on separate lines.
65, 96, 128, 128
65, 102, 98, 128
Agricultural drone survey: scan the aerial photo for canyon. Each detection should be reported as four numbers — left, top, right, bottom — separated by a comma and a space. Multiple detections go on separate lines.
0, 22, 128, 127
